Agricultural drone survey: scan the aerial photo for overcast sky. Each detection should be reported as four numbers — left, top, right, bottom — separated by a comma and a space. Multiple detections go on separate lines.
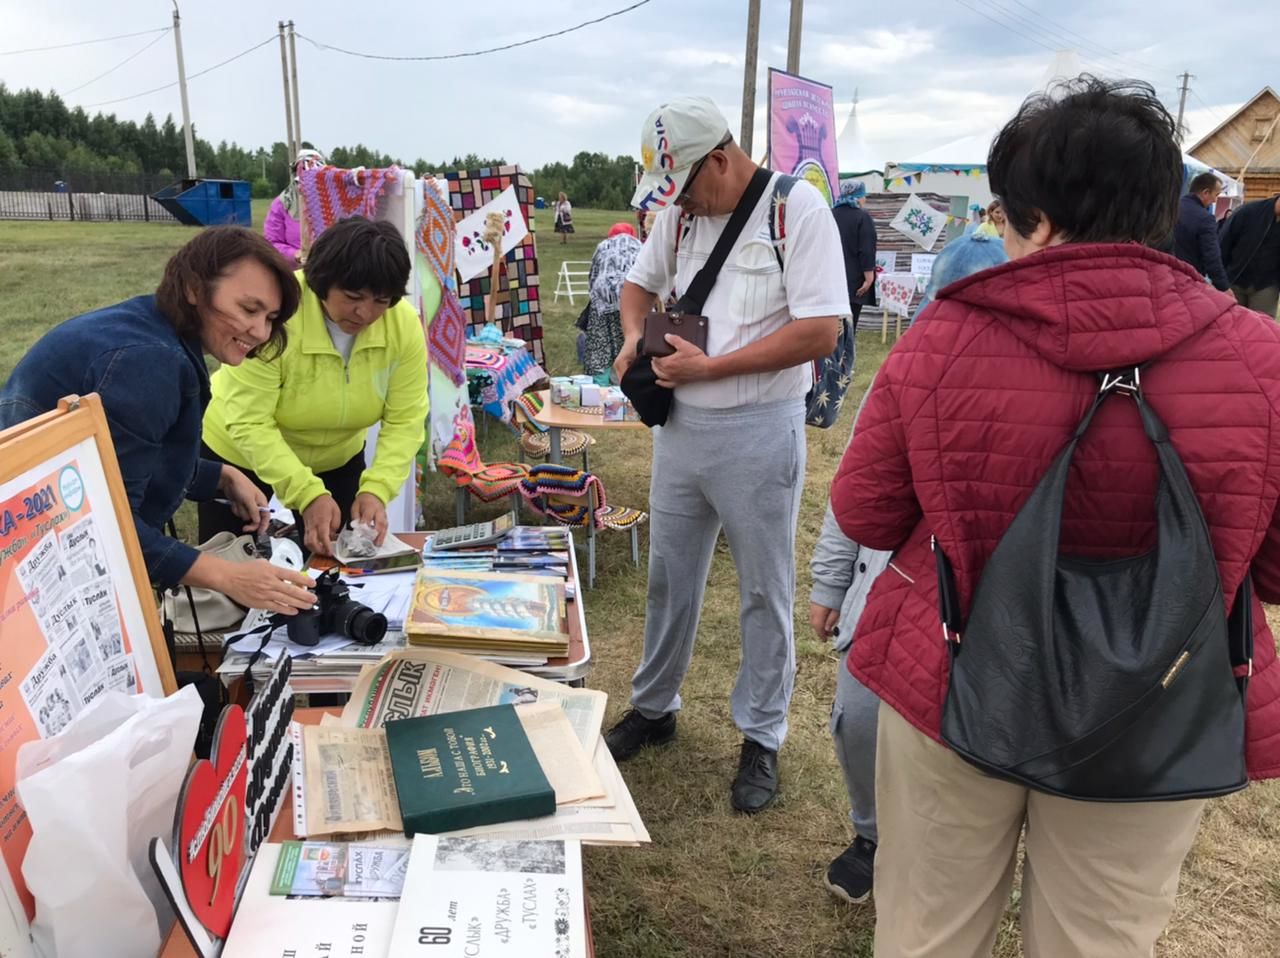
3, 0, 1275, 170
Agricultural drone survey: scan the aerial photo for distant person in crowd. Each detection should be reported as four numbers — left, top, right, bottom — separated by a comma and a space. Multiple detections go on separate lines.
553, 191, 574, 244
831, 77, 1280, 957
606, 96, 846, 814
1220, 191, 1280, 318
909, 229, 1008, 324
577, 222, 642, 377
1173, 172, 1233, 296
981, 198, 1006, 237
200, 216, 428, 558
264, 148, 327, 266
0, 229, 315, 616
635, 207, 649, 242
832, 180, 876, 332
812, 226, 1006, 906
963, 203, 984, 234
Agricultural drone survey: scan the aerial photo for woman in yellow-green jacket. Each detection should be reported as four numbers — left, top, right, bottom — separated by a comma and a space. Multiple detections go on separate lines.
199, 216, 428, 557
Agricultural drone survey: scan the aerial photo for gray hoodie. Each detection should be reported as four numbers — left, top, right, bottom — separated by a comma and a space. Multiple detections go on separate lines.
809, 374, 893, 652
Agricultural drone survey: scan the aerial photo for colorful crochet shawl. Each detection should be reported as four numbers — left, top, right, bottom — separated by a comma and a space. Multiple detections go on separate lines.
298, 165, 400, 241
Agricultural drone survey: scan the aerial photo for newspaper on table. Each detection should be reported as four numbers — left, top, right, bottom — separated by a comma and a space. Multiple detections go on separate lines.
301, 725, 404, 836
445, 738, 650, 846
503, 701, 603, 805
388, 834, 586, 958
341, 649, 607, 753
270, 840, 412, 898
298, 702, 604, 837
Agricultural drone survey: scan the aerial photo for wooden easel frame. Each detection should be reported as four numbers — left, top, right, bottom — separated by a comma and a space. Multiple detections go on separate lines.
0, 392, 178, 694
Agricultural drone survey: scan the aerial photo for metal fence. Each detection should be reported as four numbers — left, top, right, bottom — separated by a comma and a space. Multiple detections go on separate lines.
0, 169, 182, 223
0, 169, 175, 194
0, 190, 178, 223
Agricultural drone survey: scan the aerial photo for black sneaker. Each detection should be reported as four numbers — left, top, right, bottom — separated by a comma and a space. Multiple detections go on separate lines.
604, 709, 676, 762
823, 836, 876, 904
730, 739, 779, 814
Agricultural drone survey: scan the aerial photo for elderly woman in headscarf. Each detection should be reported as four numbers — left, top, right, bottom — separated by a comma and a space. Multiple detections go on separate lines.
833, 180, 877, 331
264, 148, 327, 266
577, 222, 642, 377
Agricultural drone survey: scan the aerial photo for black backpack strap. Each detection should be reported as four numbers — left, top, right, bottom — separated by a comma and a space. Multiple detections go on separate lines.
1229, 575, 1254, 695
935, 365, 1148, 641
676, 167, 774, 314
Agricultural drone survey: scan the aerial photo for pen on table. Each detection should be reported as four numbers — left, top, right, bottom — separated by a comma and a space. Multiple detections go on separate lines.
213, 498, 273, 513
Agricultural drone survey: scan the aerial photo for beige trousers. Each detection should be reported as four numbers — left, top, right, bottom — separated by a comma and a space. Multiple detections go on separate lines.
873, 703, 1206, 958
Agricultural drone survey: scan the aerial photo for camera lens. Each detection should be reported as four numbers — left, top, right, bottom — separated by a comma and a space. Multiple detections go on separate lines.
336, 602, 387, 645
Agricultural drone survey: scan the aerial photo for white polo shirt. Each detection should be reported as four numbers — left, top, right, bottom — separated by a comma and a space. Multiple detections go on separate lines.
626, 173, 849, 408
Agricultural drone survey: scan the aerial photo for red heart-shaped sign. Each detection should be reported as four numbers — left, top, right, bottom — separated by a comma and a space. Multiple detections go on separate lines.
174, 706, 247, 938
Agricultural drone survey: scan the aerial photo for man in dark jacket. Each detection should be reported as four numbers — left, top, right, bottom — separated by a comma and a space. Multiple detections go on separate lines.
1221, 192, 1280, 318
832, 180, 876, 331
1172, 172, 1232, 294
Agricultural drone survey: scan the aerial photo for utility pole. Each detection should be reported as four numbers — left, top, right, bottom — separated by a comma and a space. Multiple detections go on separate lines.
786, 0, 803, 75
278, 21, 295, 162
287, 21, 302, 157
740, 0, 761, 156
1176, 71, 1193, 144
171, 1, 197, 178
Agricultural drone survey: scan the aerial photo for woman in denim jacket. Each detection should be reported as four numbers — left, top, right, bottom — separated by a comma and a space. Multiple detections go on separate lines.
0, 228, 316, 616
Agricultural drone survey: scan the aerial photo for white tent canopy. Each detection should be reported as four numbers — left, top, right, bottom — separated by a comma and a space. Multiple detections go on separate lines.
836, 92, 881, 174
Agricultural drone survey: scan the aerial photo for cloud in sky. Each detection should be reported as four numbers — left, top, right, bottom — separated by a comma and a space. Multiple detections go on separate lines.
1, 0, 1272, 170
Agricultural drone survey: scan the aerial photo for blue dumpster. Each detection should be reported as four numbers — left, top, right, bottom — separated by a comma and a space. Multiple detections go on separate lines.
152, 178, 252, 227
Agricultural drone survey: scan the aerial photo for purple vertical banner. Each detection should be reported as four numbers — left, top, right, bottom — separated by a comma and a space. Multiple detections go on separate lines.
767, 68, 839, 206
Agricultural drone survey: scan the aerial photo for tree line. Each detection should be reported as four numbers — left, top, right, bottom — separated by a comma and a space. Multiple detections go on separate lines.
0, 85, 637, 208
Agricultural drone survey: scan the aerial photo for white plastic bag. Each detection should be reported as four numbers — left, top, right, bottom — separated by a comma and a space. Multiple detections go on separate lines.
16, 687, 202, 958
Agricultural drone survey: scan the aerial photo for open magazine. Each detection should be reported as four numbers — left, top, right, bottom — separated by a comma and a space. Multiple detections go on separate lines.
388, 835, 586, 958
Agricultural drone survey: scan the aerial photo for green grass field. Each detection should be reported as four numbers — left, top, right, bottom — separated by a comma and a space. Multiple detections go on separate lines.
0, 202, 1277, 956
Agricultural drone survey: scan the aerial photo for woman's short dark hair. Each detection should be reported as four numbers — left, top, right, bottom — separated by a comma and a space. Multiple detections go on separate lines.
155, 226, 299, 361
303, 216, 410, 306
987, 76, 1183, 246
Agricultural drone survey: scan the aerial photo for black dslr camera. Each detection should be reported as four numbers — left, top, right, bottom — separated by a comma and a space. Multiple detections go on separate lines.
286, 568, 387, 647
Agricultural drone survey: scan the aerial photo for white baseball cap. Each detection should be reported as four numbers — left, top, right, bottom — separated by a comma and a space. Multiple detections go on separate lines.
631, 96, 732, 212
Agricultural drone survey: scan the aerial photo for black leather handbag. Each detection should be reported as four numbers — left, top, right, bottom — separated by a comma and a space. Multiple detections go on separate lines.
935, 368, 1252, 802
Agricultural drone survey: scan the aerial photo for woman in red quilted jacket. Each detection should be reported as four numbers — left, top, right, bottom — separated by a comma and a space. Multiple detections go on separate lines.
832, 77, 1280, 958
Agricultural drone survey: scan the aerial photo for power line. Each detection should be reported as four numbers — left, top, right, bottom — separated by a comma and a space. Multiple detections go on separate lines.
951, 0, 1060, 54
62, 29, 171, 96
1189, 90, 1226, 126
967, 0, 1160, 80
0, 27, 168, 57
996, 0, 1164, 75
952, 0, 1165, 85
297, 0, 652, 62
82, 35, 276, 108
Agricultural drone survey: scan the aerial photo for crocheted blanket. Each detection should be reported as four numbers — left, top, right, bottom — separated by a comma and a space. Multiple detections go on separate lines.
298, 165, 400, 242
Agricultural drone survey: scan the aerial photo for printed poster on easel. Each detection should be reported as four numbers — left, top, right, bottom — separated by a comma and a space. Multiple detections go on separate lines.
0, 394, 176, 946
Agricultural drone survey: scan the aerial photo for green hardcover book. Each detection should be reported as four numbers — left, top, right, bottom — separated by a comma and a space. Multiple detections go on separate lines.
384, 704, 556, 836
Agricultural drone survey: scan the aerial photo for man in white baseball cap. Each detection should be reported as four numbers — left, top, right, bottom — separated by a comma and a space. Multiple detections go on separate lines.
630, 95, 732, 214
606, 95, 850, 815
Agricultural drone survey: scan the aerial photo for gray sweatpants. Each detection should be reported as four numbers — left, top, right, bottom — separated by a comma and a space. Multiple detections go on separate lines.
832, 658, 880, 843
631, 398, 806, 752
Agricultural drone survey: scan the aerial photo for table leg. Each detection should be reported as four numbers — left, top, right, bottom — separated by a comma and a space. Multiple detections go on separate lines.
455, 487, 466, 525
587, 496, 596, 590
588, 523, 596, 590
549, 427, 563, 465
